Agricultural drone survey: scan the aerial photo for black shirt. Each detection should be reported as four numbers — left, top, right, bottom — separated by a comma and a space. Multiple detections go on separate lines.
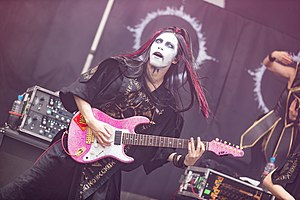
59, 57, 184, 174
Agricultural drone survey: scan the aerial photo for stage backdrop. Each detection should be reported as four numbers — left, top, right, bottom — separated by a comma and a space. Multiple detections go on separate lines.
1, 1, 300, 199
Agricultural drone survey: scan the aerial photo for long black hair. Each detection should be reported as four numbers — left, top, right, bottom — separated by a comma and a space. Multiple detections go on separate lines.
121, 26, 209, 118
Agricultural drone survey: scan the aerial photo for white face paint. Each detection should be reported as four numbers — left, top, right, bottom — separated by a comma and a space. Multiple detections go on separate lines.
149, 32, 179, 68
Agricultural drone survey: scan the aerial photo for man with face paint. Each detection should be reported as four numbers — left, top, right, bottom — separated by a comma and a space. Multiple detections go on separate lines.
149, 32, 178, 68
0, 26, 209, 200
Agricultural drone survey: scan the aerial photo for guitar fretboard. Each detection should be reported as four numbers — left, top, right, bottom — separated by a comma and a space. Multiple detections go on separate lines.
116, 132, 208, 149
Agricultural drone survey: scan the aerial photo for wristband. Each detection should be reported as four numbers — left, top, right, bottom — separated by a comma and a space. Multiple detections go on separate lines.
173, 153, 187, 168
172, 153, 180, 167
268, 53, 276, 62
177, 155, 188, 169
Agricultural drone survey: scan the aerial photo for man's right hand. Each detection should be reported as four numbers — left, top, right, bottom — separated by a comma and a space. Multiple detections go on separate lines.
87, 118, 113, 147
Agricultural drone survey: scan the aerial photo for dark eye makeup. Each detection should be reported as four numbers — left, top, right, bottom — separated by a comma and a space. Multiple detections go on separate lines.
155, 38, 163, 43
155, 38, 174, 49
165, 42, 174, 49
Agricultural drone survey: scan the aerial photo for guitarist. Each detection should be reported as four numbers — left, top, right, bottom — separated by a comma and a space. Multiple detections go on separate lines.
0, 26, 209, 200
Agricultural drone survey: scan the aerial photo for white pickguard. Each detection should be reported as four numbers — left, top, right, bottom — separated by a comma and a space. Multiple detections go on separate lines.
83, 126, 134, 163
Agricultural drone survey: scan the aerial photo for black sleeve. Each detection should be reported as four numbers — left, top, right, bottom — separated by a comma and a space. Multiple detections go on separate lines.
59, 58, 123, 113
143, 111, 184, 174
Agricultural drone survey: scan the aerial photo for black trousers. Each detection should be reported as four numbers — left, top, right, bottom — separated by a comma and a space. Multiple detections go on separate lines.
0, 137, 121, 200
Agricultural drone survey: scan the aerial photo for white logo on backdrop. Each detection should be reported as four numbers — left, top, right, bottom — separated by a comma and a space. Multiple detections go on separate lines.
248, 65, 269, 113
127, 6, 216, 69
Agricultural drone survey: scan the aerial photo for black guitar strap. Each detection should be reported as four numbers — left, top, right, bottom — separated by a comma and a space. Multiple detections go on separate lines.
79, 157, 122, 199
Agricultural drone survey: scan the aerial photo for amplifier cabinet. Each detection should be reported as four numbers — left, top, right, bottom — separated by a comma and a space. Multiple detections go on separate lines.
178, 166, 274, 200
19, 85, 73, 142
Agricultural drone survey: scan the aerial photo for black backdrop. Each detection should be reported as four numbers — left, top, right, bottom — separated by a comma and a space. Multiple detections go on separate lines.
1, 0, 300, 199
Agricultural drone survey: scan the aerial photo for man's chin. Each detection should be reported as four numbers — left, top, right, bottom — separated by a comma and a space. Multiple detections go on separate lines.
150, 62, 167, 69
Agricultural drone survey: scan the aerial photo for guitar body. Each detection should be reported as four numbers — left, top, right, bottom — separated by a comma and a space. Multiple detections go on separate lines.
67, 108, 244, 164
68, 108, 150, 163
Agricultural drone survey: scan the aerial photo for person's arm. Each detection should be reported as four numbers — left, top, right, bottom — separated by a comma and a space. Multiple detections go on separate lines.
263, 170, 295, 200
167, 137, 205, 168
74, 95, 112, 147
288, 98, 300, 121
263, 51, 295, 86
264, 51, 300, 121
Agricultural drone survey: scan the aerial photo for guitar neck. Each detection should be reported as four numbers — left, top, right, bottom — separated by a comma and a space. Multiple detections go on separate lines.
119, 132, 208, 149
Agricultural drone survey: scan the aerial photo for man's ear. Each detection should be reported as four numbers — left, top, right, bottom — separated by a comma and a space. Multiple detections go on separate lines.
172, 58, 178, 64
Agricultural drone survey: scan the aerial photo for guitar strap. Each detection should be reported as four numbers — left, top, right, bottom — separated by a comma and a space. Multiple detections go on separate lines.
240, 63, 300, 167
59, 130, 123, 199
79, 158, 122, 199
79, 148, 132, 199
78, 76, 134, 199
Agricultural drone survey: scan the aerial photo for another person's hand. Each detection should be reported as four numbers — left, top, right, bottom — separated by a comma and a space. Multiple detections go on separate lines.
184, 137, 205, 166
271, 51, 293, 65
263, 50, 296, 83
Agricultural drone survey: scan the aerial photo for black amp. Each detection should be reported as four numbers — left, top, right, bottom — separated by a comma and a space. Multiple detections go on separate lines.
18, 85, 73, 142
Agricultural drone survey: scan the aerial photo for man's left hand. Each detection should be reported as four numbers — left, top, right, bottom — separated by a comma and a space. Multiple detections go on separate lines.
184, 137, 205, 166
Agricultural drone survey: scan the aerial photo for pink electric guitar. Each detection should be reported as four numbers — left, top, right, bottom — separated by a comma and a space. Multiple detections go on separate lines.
67, 108, 244, 163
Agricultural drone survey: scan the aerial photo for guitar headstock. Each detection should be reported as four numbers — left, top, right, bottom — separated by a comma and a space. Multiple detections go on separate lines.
206, 138, 244, 157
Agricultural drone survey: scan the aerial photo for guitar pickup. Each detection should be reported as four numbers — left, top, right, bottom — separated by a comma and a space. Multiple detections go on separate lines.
114, 130, 122, 145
